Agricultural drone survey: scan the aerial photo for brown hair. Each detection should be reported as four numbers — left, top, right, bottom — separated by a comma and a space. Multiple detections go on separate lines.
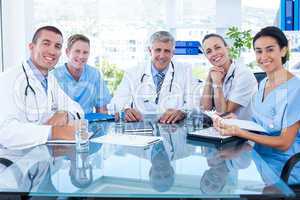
32, 26, 63, 44
67, 34, 90, 49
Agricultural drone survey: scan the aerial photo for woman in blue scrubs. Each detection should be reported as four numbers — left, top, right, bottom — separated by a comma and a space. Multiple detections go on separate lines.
214, 26, 300, 184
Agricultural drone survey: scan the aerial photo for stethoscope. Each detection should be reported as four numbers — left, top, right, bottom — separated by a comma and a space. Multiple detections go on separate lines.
221, 67, 236, 100
22, 64, 40, 122
22, 64, 56, 122
140, 61, 175, 104
224, 68, 235, 90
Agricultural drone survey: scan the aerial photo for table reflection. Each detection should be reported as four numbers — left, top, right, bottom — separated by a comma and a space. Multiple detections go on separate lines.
0, 120, 295, 198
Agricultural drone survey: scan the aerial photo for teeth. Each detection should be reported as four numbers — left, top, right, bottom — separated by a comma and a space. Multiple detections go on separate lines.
261, 61, 271, 65
45, 56, 54, 61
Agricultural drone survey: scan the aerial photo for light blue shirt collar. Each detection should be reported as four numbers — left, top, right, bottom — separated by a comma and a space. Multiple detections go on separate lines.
151, 63, 169, 88
27, 58, 48, 92
151, 63, 169, 77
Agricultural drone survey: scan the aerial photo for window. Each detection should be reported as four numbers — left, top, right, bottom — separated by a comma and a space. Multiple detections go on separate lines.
242, 0, 280, 32
242, 0, 300, 70
32, 0, 218, 81
0, 0, 3, 72
33, 0, 170, 70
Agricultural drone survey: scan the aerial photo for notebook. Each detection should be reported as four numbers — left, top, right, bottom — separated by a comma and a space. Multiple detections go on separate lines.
85, 113, 115, 122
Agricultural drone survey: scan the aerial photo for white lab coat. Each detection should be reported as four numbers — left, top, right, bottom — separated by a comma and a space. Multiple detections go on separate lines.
0, 61, 83, 149
110, 61, 195, 114
0, 145, 52, 191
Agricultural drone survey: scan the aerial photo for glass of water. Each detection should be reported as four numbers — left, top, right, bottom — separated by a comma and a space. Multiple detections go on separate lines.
74, 119, 89, 152
184, 109, 194, 132
192, 107, 204, 130
113, 104, 125, 134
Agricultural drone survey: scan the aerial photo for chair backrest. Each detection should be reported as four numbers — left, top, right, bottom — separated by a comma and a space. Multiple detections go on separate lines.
254, 72, 267, 84
280, 152, 300, 196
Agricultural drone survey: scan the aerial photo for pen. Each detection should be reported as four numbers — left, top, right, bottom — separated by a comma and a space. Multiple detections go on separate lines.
76, 112, 81, 119
219, 112, 230, 117
147, 138, 161, 145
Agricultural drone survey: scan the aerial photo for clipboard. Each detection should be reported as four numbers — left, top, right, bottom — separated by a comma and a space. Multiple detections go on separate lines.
85, 113, 115, 122
186, 127, 245, 145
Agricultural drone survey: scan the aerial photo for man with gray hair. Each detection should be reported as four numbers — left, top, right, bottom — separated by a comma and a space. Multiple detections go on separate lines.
110, 31, 193, 124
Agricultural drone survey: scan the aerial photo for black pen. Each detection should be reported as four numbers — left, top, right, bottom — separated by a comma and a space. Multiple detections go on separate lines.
76, 112, 81, 119
147, 138, 161, 145
219, 112, 230, 117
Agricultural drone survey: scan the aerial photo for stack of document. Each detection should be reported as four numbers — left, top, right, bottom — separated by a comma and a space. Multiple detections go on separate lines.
124, 122, 154, 134
91, 134, 162, 147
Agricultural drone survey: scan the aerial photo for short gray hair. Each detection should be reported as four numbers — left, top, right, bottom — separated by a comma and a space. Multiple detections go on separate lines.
149, 31, 175, 48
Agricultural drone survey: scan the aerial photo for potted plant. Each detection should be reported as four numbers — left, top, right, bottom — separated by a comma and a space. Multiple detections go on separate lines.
226, 26, 253, 60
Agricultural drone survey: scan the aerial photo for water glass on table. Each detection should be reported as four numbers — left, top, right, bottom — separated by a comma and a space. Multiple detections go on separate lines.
193, 107, 204, 130
74, 119, 89, 152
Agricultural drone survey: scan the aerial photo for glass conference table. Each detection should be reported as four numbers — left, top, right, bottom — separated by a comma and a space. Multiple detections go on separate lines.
0, 117, 295, 199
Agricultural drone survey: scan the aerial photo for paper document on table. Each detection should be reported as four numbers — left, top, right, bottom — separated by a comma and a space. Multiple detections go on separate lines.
192, 127, 231, 139
91, 134, 163, 147
47, 132, 94, 144
224, 119, 267, 133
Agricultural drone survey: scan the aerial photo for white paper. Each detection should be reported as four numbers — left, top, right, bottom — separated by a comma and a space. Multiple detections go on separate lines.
91, 134, 162, 147
203, 111, 267, 133
47, 132, 94, 144
224, 119, 267, 133
191, 127, 231, 139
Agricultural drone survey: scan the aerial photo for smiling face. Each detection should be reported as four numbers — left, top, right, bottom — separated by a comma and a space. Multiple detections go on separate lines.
66, 40, 90, 70
254, 36, 287, 74
203, 36, 231, 68
29, 30, 63, 75
149, 41, 174, 71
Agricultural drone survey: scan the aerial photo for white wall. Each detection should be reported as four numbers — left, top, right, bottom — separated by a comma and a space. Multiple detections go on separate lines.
216, 0, 241, 36
2, 0, 33, 70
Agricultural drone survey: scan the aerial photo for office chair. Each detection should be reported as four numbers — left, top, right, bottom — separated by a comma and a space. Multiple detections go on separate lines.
253, 72, 267, 84
0, 157, 13, 167
280, 152, 300, 197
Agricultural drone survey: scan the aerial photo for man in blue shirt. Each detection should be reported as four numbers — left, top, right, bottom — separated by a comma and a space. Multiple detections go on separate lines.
53, 34, 111, 114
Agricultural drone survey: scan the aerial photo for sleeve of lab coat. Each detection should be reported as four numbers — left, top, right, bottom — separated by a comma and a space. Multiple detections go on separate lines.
0, 118, 51, 149
108, 71, 134, 111
0, 69, 51, 149
50, 74, 84, 117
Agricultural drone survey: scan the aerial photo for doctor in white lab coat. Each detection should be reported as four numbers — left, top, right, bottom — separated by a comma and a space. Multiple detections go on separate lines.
0, 26, 83, 149
111, 31, 194, 124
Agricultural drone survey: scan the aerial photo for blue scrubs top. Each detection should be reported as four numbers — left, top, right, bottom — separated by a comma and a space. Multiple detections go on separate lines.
53, 64, 112, 114
252, 76, 300, 184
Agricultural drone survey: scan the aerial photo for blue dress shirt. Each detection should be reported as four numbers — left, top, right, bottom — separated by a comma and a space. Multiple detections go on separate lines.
151, 64, 169, 89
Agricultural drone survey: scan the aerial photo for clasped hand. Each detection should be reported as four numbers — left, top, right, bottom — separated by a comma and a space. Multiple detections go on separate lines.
210, 66, 225, 84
